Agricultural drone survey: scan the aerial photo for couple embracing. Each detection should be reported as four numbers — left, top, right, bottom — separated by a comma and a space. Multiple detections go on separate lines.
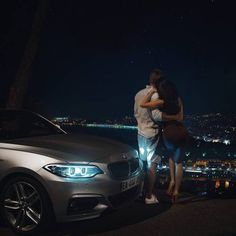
134, 69, 188, 204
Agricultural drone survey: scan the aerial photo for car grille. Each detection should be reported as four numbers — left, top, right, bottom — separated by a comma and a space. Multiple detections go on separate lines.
108, 158, 140, 180
108, 186, 139, 208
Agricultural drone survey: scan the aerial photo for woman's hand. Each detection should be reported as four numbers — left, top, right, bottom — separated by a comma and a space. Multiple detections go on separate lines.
149, 88, 157, 94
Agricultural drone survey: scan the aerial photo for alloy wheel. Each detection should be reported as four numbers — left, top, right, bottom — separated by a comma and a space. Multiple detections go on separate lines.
3, 181, 42, 232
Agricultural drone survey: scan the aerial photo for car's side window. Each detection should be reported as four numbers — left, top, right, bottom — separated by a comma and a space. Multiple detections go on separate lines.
0, 111, 63, 140
0, 114, 3, 139
27, 116, 53, 136
0, 111, 62, 140
0, 111, 21, 140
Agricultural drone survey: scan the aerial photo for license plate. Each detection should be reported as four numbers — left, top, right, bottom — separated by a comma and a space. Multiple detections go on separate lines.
121, 176, 139, 192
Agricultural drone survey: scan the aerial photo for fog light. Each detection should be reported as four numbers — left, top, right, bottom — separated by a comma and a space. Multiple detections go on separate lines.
68, 197, 99, 215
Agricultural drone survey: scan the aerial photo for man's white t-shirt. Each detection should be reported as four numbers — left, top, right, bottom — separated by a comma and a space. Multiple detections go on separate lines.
134, 85, 162, 138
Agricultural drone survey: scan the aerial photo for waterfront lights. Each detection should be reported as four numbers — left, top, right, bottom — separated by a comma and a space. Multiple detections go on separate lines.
215, 180, 220, 189
44, 164, 103, 178
225, 180, 230, 189
223, 140, 231, 145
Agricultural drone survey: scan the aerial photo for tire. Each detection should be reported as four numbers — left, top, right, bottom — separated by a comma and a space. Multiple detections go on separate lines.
0, 176, 53, 235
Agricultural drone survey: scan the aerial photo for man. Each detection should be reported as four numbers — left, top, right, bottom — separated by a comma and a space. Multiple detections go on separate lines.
134, 69, 180, 204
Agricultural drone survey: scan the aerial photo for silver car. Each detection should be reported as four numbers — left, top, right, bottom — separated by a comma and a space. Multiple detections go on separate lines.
0, 109, 142, 235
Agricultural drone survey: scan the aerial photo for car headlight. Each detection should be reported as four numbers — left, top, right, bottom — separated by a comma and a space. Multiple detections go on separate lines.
44, 164, 103, 178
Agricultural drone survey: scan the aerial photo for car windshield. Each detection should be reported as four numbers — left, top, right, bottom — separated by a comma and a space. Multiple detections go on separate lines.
0, 110, 65, 140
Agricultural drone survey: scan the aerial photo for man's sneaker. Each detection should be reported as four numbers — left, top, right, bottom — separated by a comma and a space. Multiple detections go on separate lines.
145, 194, 159, 204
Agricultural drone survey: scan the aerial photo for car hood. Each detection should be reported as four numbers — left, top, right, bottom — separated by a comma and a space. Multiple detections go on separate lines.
2, 134, 137, 163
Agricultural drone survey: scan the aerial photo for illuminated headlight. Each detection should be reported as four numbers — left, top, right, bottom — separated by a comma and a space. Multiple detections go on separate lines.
44, 164, 103, 178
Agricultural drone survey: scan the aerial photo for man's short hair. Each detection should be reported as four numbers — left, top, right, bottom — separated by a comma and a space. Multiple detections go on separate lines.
149, 69, 164, 85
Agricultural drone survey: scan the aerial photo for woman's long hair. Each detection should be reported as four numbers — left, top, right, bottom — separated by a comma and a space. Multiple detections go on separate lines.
155, 79, 180, 115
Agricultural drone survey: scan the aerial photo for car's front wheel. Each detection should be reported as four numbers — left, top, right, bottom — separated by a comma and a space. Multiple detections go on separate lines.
0, 176, 53, 235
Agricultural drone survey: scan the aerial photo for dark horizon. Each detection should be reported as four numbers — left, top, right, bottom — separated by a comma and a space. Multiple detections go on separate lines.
1, 0, 236, 119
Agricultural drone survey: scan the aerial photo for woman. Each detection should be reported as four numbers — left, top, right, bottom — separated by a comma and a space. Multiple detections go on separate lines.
140, 78, 188, 202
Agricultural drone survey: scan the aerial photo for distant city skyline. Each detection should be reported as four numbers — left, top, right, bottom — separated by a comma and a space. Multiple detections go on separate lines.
52, 113, 236, 145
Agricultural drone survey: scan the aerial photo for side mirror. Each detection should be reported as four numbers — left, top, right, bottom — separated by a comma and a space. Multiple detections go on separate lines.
55, 124, 61, 129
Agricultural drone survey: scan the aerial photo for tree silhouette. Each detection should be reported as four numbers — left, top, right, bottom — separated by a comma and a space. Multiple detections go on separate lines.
7, 0, 49, 109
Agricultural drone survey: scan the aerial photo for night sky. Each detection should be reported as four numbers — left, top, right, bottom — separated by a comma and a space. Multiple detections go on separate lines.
1, 0, 236, 119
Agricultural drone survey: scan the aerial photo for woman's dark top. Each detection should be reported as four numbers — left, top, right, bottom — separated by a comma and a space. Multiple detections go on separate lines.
157, 78, 181, 117
156, 79, 188, 148
160, 98, 181, 116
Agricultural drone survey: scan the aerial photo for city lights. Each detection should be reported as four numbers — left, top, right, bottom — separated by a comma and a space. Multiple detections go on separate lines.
225, 180, 230, 189
215, 180, 221, 189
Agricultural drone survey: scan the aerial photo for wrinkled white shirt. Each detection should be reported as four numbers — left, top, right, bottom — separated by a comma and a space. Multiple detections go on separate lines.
134, 85, 163, 138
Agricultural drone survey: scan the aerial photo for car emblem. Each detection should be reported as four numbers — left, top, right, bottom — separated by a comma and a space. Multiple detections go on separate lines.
122, 154, 128, 160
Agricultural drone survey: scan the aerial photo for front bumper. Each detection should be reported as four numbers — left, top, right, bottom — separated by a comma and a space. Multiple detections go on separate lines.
37, 167, 142, 222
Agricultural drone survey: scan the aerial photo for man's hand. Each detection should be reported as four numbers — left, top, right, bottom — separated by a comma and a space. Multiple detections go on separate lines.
173, 111, 183, 122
